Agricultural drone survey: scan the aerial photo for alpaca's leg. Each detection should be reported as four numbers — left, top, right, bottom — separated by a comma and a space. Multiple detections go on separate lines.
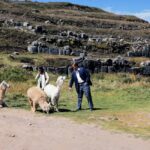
51, 98, 57, 112
32, 102, 36, 112
35, 104, 38, 111
28, 98, 32, 106
28, 98, 33, 111
55, 105, 59, 112
2, 102, 8, 107
0, 100, 3, 108
48, 97, 52, 106
54, 98, 59, 112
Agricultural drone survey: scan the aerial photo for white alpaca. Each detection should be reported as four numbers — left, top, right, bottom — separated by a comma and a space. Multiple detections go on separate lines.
44, 76, 66, 112
0, 81, 10, 108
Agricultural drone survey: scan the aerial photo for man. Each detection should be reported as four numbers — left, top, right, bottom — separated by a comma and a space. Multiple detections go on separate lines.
69, 63, 94, 111
35, 67, 49, 90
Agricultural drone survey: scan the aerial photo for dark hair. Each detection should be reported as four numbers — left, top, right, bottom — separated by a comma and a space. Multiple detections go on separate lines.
39, 66, 45, 74
72, 63, 78, 68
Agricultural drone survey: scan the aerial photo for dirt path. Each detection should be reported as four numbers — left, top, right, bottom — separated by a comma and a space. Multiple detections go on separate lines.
0, 108, 150, 150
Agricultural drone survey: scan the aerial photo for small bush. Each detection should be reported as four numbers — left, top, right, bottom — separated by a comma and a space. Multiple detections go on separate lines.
119, 73, 127, 78
6, 93, 29, 109
119, 74, 138, 84
0, 67, 32, 82
94, 73, 105, 80
8, 56, 34, 64
145, 77, 150, 83
18, 57, 34, 64
122, 77, 133, 84
46, 58, 70, 67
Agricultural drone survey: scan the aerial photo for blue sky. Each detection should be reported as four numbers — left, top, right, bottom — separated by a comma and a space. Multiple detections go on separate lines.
34, 0, 150, 22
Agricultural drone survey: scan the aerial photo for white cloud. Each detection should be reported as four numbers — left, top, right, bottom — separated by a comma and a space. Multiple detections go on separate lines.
103, 7, 150, 22
104, 6, 113, 12
133, 10, 150, 22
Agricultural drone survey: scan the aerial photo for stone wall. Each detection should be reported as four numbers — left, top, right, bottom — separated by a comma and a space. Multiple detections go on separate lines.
127, 44, 150, 57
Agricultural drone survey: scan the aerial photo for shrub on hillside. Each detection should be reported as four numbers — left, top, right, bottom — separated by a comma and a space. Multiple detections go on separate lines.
0, 67, 32, 82
6, 93, 29, 109
18, 57, 34, 64
122, 77, 133, 84
120, 74, 141, 84
94, 73, 105, 80
8, 55, 34, 64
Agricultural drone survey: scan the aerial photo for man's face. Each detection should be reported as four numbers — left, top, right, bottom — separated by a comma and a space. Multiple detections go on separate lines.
73, 65, 78, 70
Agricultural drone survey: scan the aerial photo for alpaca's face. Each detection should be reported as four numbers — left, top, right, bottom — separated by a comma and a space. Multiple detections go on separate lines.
56, 76, 66, 87
43, 103, 51, 114
0, 81, 10, 90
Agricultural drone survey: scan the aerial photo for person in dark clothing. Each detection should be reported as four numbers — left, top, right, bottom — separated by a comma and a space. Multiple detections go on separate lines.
69, 63, 94, 111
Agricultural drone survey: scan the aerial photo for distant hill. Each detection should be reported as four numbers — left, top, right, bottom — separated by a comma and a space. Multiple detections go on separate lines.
3, 0, 31, 2
0, 1, 149, 55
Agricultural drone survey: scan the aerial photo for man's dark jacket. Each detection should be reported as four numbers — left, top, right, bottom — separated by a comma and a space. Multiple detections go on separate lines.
69, 67, 92, 93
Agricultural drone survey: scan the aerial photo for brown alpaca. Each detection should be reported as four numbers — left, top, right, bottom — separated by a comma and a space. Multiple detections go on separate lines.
27, 87, 51, 113
0, 81, 10, 108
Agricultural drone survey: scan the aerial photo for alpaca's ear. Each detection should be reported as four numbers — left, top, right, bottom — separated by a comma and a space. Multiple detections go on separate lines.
1, 81, 10, 88
0, 81, 5, 86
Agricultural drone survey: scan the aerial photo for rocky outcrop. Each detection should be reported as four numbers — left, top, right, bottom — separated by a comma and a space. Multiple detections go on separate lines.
127, 44, 150, 57
0, 1, 150, 55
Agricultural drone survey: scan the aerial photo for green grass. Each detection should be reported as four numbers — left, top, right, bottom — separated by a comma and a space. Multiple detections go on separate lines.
0, 53, 73, 67
6, 93, 29, 110
0, 67, 31, 82
1, 52, 150, 138
3, 72, 150, 138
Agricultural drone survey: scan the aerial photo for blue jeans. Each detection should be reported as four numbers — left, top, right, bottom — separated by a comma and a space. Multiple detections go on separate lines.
77, 83, 94, 110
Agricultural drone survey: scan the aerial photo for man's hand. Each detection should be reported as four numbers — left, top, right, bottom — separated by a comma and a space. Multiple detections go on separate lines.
69, 87, 72, 91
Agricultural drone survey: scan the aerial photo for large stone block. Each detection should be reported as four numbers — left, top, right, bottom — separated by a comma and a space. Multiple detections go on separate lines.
27, 45, 38, 53
101, 66, 108, 73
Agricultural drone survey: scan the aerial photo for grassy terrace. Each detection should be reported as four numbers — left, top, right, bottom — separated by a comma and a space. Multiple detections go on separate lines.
0, 53, 150, 138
